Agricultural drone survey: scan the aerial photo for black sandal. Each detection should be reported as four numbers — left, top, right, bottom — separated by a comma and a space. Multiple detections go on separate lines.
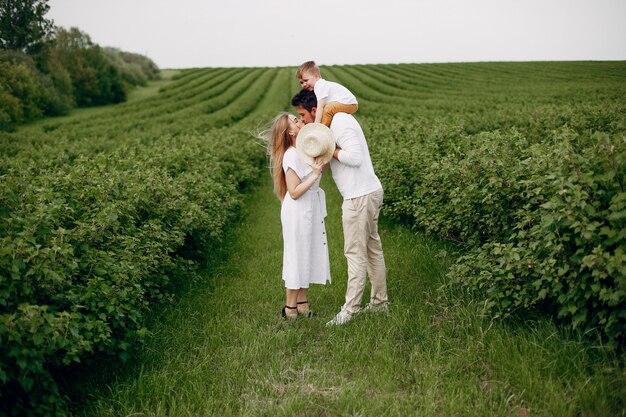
281, 305, 298, 319
297, 300, 313, 318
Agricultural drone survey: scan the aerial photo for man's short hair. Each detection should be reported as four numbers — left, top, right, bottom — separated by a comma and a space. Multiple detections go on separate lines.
291, 89, 317, 112
296, 61, 320, 79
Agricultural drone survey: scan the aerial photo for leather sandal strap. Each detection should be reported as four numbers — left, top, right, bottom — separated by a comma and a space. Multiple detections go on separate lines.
297, 301, 308, 305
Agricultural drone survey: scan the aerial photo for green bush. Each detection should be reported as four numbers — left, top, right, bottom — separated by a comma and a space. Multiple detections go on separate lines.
356, 62, 626, 349
368, 119, 529, 245
35, 50, 75, 116
0, 130, 263, 416
103, 47, 160, 87
0, 26, 160, 131
448, 131, 625, 348
0, 86, 23, 131
0, 55, 44, 128
373, 121, 625, 348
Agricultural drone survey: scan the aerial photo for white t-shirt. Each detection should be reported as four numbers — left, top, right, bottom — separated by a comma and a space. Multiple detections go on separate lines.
329, 113, 382, 199
314, 78, 358, 105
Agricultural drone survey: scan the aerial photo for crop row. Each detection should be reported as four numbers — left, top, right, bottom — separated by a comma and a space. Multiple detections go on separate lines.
32, 68, 261, 137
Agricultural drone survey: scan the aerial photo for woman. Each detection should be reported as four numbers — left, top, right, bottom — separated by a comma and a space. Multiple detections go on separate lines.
266, 112, 332, 318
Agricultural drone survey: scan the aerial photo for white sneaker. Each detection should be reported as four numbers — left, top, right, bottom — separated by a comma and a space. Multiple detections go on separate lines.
326, 309, 352, 326
363, 302, 389, 314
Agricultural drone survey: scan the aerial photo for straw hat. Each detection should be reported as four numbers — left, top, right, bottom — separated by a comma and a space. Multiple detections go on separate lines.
296, 123, 336, 165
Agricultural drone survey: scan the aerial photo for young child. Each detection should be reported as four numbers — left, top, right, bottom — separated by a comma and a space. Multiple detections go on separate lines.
296, 61, 358, 127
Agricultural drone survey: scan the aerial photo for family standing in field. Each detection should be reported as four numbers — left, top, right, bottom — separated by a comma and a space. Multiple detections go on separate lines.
265, 61, 388, 326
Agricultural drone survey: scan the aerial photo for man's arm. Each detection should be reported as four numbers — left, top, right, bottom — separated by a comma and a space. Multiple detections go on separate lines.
334, 127, 362, 167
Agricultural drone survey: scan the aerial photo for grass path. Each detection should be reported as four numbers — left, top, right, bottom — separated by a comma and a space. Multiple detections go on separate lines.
74, 175, 625, 417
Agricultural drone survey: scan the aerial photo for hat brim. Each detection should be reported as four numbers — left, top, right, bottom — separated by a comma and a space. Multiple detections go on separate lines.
295, 123, 336, 166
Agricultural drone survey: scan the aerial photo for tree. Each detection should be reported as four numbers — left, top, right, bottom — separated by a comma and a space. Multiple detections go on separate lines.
0, 50, 46, 130
0, 0, 54, 52
51, 27, 126, 106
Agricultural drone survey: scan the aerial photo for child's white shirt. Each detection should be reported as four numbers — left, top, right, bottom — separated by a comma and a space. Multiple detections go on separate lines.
314, 78, 358, 105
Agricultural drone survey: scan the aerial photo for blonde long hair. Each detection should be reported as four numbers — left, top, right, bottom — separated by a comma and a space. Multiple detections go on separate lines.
264, 112, 294, 200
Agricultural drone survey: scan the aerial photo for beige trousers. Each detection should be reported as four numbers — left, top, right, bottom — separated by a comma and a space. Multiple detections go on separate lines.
341, 188, 387, 314
321, 102, 358, 127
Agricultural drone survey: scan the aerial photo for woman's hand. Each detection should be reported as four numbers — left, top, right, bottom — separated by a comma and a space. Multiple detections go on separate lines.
311, 157, 324, 177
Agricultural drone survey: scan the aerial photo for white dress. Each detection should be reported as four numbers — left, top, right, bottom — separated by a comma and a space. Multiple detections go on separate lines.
281, 147, 331, 289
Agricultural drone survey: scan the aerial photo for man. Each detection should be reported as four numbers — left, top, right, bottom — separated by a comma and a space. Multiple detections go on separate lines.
291, 89, 388, 326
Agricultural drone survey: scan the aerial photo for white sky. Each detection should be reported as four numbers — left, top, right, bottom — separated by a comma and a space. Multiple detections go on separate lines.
47, 0, 626, 69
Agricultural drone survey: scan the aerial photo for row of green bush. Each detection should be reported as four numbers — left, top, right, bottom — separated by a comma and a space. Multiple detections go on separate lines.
0, 27, 159, 131
0, 129, 265, 416
367, 115, 625, 349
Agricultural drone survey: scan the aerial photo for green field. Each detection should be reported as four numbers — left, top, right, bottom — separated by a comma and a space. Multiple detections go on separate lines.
1, 61, 625, 416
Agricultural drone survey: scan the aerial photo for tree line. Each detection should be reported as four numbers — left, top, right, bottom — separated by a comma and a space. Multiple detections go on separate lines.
0, 0, 160, 131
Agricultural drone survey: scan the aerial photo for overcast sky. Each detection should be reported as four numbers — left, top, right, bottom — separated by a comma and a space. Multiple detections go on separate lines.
47, 0, 626, 69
